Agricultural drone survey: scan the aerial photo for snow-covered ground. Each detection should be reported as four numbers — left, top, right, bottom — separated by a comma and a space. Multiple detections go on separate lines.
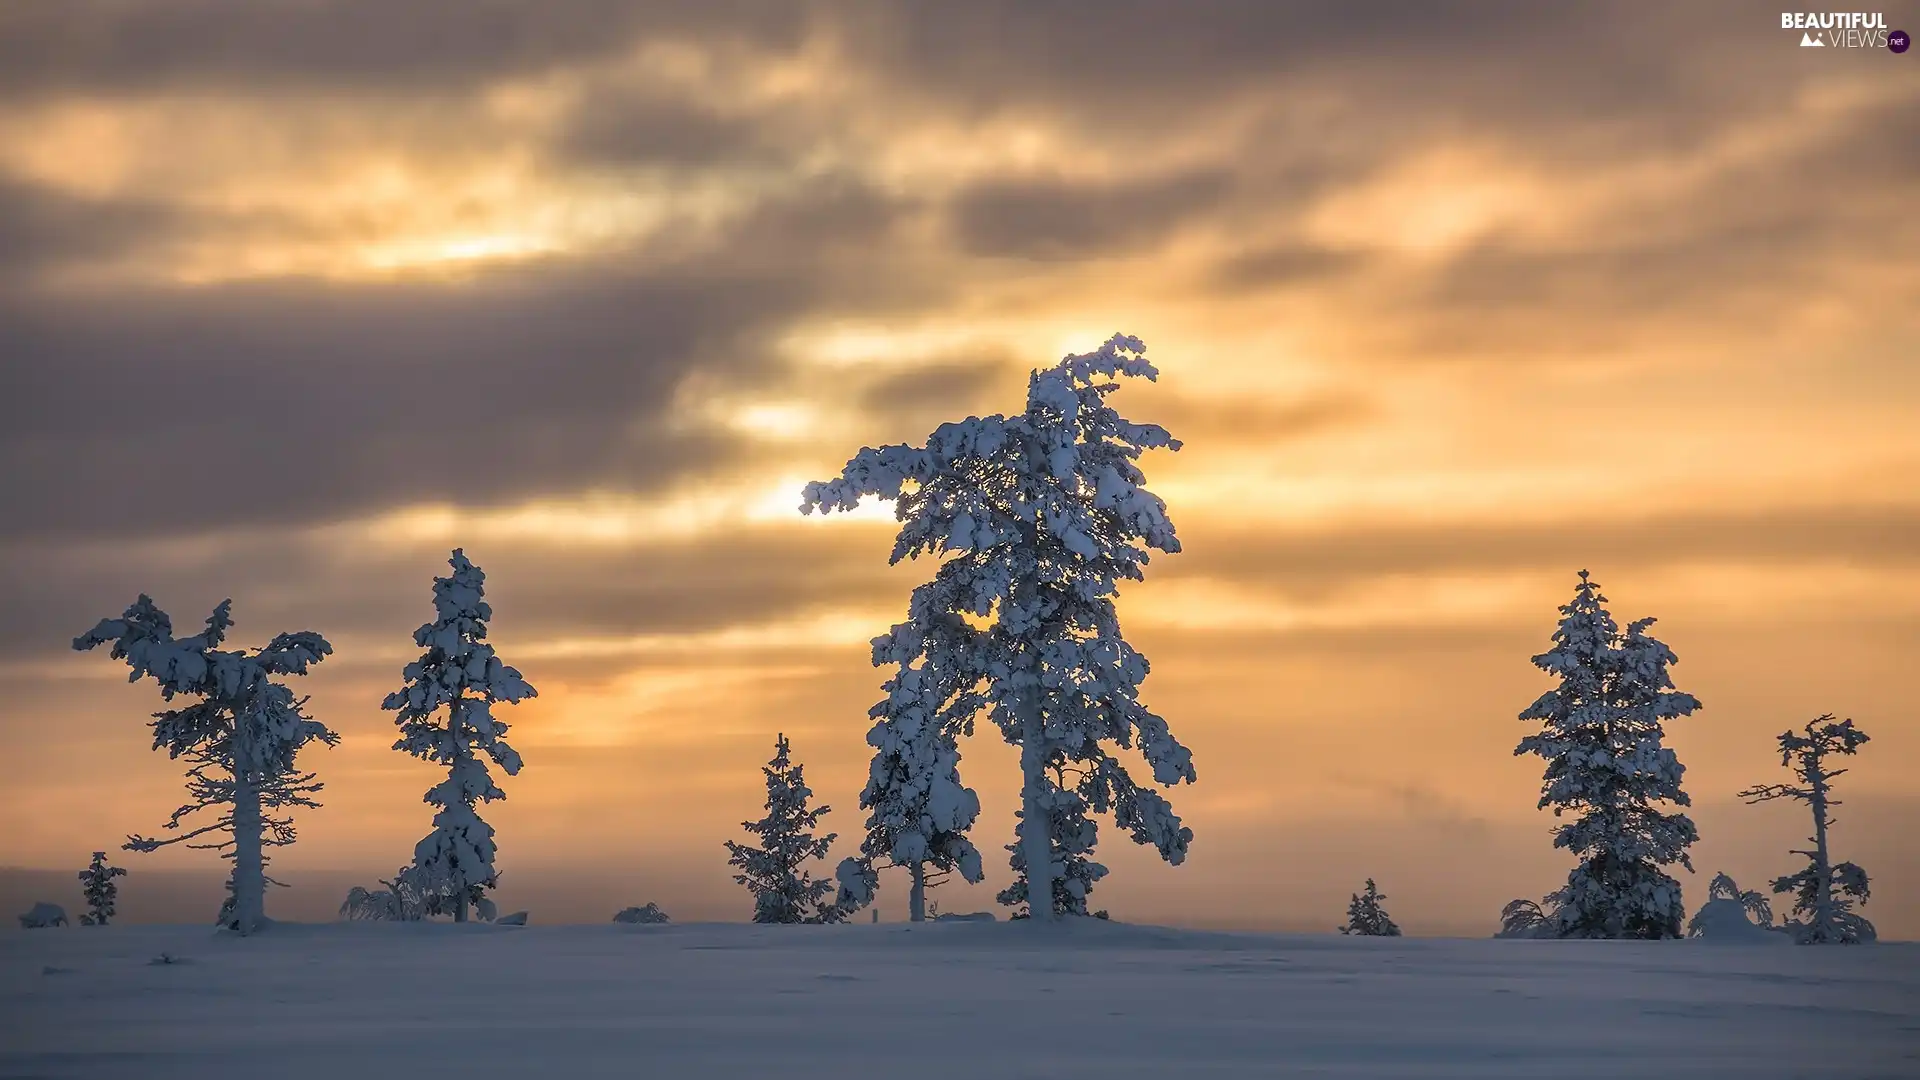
4, 920, 1915, 1078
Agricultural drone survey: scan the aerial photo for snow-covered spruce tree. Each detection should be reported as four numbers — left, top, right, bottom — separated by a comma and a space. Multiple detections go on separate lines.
834, 638, 987, 923
1514, 572, 1699, 939
77, 851, 127, 926
803, 334, 1196, 922
74, 598, 335, 935
1339, 878, 1401, 936
384, 549, 537, 923
727, 733, 845, 923
1739, 716, 1875, 944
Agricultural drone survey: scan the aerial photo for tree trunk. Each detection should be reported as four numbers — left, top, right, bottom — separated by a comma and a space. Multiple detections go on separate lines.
909, 861, 926, 922
453, 891, 469, 924
1019, 705, 1056, 923
1810, 773, 1833, 934
229, 718, 267, 934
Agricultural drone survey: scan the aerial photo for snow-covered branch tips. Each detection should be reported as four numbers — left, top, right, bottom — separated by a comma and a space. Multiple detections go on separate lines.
803, 333, 1196, 923
72, 596, 337, 934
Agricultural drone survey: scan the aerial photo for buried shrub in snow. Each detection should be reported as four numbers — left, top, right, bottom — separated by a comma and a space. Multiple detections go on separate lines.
18, 902, 69, 929
1687, 873, 1782, 941
1740, 716, 1876, 944
613, 904, 671, 924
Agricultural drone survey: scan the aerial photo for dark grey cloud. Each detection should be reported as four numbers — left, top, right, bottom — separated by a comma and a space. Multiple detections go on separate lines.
0, 0, 808, 100
949, 170, 1231, 260
0, 177, 192, 282
553, 89, 776, 170
0, 178, 921, 542
1170, 503, 1920, 599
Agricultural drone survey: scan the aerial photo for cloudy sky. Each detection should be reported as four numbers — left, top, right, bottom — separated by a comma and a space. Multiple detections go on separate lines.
3, 1, 1915, 934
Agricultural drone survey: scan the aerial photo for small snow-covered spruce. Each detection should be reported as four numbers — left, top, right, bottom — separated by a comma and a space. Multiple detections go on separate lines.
1339, 878, 1402, 936
803, 334, 1196, 922
1515, 572, 1699, 940
1686, 872, 1776, 939
726, 733, 845, 924
74, 597, 335, 935
1739, 716, 1875, 944
835, 641, 986, 922
384, 550, 537, 924
77, 852, 127, 926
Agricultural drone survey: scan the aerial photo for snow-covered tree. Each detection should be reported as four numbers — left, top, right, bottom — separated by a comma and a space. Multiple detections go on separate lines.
1739, 716, 1875, 944
1514, 572, 1699, 940
834, 648, 986, 922
74, 597, 335, 935
726, 733, 844, 924
77, 851, 126, 926
384, 549, 537, 923
803, 334, 1196, 922
1339, 878, 1401, 936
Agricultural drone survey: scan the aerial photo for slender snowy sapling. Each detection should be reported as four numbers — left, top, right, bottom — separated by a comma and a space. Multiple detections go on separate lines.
1515, 572, 1699, 939
385, 550, 537, 923
77, 852, 127, 926
74, 597, 335, 934
1739, 716, 1875, 944
803, 334, 1196, 922
726, 733, 845, 924
834, 648, 986, 922
1339, 878, 1402, 936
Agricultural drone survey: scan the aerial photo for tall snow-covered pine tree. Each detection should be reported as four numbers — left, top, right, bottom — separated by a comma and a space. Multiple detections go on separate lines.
1739, 715, 1875, 944
804, 334, 1196, 921
1515, 571, 1699, 939
74, 597, 335, 934
384, 549, 537, 923
727, 733, 844, 924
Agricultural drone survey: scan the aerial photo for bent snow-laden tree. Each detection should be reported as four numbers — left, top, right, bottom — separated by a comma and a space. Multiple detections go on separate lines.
1740, 716, 1875, 944
1340, 878, 1402, 937
77, 851, 127, 926
1686, 871, 1777, 939
74, 597, 335, 934
385, 550, 537, 923
834, 639, 987, 923
804, 334, 1196, 922
1514, 571, 1699, 939
726, 733, 845, 924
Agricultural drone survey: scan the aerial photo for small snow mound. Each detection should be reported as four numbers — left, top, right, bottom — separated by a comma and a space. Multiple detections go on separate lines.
1686, 899, 1785, 943
18, 902, 68, 929
932, 911, 997, 923
495, 911, 528, 926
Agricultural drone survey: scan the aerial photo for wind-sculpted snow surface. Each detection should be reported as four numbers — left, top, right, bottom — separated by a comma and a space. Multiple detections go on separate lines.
4, 922, 1915, 1079
805, 334, 1195, 920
